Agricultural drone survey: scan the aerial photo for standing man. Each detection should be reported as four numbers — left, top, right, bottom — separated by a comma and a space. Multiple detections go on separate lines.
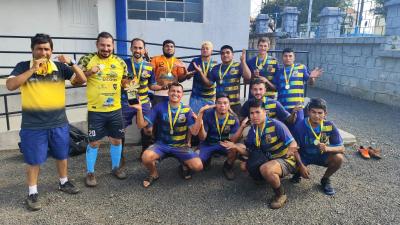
195, 93, 247, 180
292, 98, 345, 195
121, 38, 160, 165
78, 32, 128, 187
221, 99, 300, 209
201, 45, 251, 115
273, 48, 323, 132
6, 33, 86, 211
246, 37, 279, 99
150, 40, 188, 106
186, 41, 216, 114
133, 82, 203, 187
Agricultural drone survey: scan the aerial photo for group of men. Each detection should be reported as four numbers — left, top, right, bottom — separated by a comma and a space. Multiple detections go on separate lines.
7, 33, 345, 211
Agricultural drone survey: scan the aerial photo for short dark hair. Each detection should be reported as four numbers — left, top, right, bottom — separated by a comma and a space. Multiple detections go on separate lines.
97, 32, 114, 42
250, 78, 266, 89
248, 98, 265, 109
220, 45, 233, 53
258, 37, 270, 45
282, 48, 294, 55
216, 92, 230, 101
307, 98, 327, 112
163, 39, 175, 47
131, 38, 146, 47
31, 33, 53, 50
168, 82, 183, 91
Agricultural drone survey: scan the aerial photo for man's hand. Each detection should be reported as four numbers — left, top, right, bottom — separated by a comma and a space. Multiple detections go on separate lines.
198, 104, 216, 114
240, 117, 250, 128
286, 146, 298, 157
129, 97, 142, 110
254, 69, 260, 77
291, 104, 303, 115
310, 67, 324, 79
89, 66, 100, 75
256, 75, 268, 83
240, 49, 246, 62
220, 140, 237, 150
318, 143, 328, 153
31, 58, 47, 72
298, 164, 310, 179
56, 55, 72, 65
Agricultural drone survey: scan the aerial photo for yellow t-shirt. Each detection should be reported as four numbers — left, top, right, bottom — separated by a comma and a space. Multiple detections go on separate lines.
78, 53, 128, 112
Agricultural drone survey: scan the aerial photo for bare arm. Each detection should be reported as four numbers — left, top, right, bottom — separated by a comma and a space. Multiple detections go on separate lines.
57, 55, 86, 85
6, 59, 46, 91
220, 141, 248, 156
229, 117, 249, 143
190, 104, 215, 136
240, 49, 251, 82
193, 62, 213, 87
319, 144, 345, 154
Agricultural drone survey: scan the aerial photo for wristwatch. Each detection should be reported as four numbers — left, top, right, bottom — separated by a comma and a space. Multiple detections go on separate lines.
68, 59, 76, 66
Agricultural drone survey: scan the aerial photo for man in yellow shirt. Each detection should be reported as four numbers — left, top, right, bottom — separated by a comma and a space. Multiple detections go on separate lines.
78, 32, 128, 187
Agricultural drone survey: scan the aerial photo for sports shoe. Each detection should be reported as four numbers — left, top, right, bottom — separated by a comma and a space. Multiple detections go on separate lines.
367, 147, 382, 159
59, 181, 80, 194
358, 146, 370, 159
321, 177, 335, 195
290, 172, 301, 183
85, 173, 97, 187
26, 193, 41, 211
112, 167, 127, 180
222, 160, 235, 180
178, 164, 192, 180
270, 194, 287, 209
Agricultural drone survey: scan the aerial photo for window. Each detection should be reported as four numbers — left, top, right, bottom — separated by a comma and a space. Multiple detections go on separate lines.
127, 0, 203, 23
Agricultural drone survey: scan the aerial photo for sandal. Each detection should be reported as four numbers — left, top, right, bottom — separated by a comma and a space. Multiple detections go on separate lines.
367, 147, 382, 159
357, 146, 370, 159
178, 165, 192, 180
143, 175, 159, 188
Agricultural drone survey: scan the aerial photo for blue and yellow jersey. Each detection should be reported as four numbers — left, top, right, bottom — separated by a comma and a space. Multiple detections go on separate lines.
202, 108, 239, 145
187, 57, 216, 102
122, 58, 155, 105
247, 55, 279, 99
78, 53, 128, 112
10, 61, 74, 129
240, 97, 291, 122
145, 101, 195, 147
245, 118, 296, 167
210, 61, 242, 106
273, 63, 310, 110
294, 118, 343, 157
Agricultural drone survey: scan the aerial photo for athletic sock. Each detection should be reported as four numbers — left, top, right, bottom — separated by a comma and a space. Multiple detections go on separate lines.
110, 144, 122, 170
59, 177, 68, 185
86, 145, 98, 173
28, 185, 38, 195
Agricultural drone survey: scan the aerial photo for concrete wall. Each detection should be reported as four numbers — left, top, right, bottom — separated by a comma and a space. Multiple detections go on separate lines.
276, 37, 400, 107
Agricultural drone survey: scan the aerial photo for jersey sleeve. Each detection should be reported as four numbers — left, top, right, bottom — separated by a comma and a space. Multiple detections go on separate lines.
245, 127, 256, 151
209, 66, 218, 83
10, 62, 29, 77
230, 118, 240, 134
149, 69, 156, 85
274, 119, 294, 145
58, 63, 74, 80
329, 123, 343, 146
186, 108, 195, 127
303, 65, 310, 82
77, 54, 91, 71
187, 59, 195, 72
275, 101, 291, 121
144, 104, 158, 127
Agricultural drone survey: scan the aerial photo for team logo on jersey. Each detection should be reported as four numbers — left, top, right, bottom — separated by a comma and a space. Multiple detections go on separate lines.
293, 70, 299, 76
224, 125, 231, 133
178, 114, 186, 123
265, 134, 272, 144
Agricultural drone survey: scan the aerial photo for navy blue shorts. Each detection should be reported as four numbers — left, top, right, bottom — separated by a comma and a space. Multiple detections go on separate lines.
88, 109, 124, 142
148, 143, 199, 162
198, 144, 227, 162
19, 123, 69, 165
300, 153, 329, 167
122, 102, 151, 128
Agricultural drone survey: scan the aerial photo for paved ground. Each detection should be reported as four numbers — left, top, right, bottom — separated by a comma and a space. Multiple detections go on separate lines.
0, 87, 399, 225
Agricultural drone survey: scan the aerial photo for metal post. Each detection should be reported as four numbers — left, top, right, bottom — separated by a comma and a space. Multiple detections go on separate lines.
4, 96, 10, 131
306, 0, 313, 37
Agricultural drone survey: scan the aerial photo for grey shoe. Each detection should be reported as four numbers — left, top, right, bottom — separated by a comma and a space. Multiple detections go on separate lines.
112, 167, 127, 180
85, 173, 97, 187
59, 181, 80, 194
26, 193, 41, 211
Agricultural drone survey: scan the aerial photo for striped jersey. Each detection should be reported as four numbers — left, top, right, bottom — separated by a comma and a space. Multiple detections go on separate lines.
210, 61, 242, 106
240, 96, 290, 122
247, 55, 279, 99
202, 108, 239, 145
187, 57, 216, 102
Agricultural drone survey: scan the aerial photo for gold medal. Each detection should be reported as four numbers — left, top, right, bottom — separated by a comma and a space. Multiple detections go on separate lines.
285, 84, 290, 90
283, 64, 294, 91
255, 55, 268, 71
202, 59, 212, 77
170, 130, 174, 135
167, 72, 172, 77
307, 118, 324, 147
313, 139, 320, 145
131, 59, 143, 84
215, 111, 230, 141
164, 56, 175, 77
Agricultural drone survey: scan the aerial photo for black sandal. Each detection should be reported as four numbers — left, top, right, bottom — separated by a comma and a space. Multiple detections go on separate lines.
143, 175, 159, 188
178, 165, 192, 180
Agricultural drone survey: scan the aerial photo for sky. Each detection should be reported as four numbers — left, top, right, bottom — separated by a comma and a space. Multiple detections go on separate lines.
250, 0, 263, 18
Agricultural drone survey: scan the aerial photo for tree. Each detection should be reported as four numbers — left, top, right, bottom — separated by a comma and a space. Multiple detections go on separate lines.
260, 0, 352, 26
372, 0, 386, 16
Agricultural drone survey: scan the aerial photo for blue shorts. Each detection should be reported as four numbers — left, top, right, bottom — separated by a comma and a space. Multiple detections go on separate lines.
189, 95, 214, 114
19, 123, 69, 165
122, 102, 151, 128
300, 153, 329, 167
198, 143, 227, 162
148, 143, 199, 162
88, 109, 124, 142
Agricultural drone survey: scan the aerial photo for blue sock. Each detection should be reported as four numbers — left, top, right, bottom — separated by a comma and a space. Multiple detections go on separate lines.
86, 145, 98, 173
110, 144, 122, 170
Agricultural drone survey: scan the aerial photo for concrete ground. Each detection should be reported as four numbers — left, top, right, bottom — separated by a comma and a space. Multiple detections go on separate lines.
0, 87, 399, 225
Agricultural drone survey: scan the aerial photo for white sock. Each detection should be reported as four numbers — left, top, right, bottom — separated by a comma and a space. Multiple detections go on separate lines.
28, 185, 38, 195
59, 177, 68, 185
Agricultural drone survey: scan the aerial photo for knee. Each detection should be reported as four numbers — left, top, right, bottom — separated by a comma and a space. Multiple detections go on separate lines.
89, 141, 100, 148
110, 138, 122, 145
330, 153, 344, 166
141, 150, 156, 163
188, 159, 203, 172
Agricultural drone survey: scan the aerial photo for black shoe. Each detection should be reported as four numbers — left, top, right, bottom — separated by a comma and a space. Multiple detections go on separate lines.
290, 172, 301, 183
321, 177, 336, 195
178, 165, 192, 180
222, 161, 235, 180
26, 193, 41, 211
59, 181, 80, 194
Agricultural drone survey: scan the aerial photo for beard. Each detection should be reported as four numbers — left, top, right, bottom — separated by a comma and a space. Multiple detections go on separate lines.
163, 52, 174, 58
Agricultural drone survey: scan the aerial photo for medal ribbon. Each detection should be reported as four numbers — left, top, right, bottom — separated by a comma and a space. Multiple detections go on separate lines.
164, 56, 175, 75
307, 118, 324, 142
131, 58, 143, 83
218, 61, 233, 83
202, 58, 212, 76
215, 111, 230, 141
255, 122, 266, 148
283, 64, 294, 87
255, 54, 268, 69
168, 103, 182, 134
